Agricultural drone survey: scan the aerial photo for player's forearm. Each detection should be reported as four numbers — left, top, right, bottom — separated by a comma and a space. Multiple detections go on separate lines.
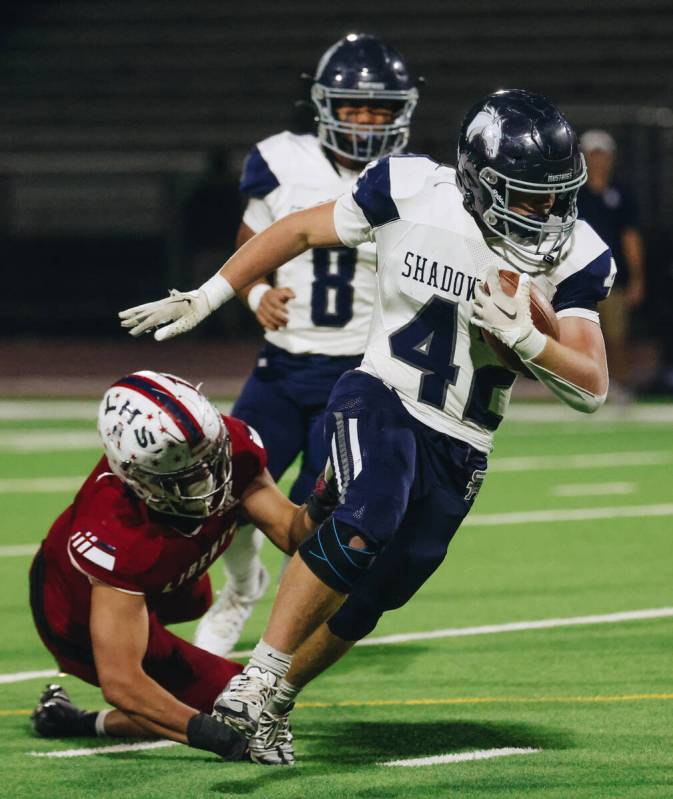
526, 337, 608, 413
216, 203, 339, 292
99, 668, 195, 739
530, 336, 608, 396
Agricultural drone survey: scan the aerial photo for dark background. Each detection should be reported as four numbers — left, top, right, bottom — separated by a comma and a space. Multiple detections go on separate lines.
1, 0, 672, 386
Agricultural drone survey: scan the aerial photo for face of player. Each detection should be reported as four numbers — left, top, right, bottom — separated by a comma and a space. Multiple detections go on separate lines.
508, 190, 555, 220
332, 102, 397, 170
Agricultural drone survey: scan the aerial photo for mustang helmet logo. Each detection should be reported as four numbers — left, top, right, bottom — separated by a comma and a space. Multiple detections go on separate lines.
466, 106, 503, 159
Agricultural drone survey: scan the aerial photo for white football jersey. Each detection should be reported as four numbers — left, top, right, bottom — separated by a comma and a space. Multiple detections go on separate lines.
334, 155, 615, 453
240, 131, 377, 356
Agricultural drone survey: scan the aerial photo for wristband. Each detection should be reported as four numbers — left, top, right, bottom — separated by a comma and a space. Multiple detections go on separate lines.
200, 273, 235, 312
514, 326, 547, 362
186, 712, 248, 761
248, 283, 272, 313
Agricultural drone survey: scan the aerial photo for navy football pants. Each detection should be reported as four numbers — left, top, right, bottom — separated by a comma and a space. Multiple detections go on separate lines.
320, 370, 489, 641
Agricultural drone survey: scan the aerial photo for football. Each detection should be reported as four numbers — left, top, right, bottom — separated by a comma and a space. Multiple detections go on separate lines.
481, 270, 560, 378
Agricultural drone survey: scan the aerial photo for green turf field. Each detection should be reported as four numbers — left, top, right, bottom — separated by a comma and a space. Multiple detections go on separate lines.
1, 400, 672, 798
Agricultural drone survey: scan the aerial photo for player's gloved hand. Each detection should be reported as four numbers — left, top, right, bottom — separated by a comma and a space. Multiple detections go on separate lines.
249, 285, 297, 331
119, 274, 234, 341
305, 460, 340, 524
471, 267, 547, 361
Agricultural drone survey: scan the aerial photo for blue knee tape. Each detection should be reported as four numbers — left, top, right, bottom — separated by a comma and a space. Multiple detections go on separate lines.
298, 519, 377, 594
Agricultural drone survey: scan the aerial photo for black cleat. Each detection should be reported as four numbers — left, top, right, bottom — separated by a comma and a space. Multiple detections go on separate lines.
31, 684, 94, 737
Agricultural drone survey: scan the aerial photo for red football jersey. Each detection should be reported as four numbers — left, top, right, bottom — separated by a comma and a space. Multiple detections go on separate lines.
39, 416, 266, 642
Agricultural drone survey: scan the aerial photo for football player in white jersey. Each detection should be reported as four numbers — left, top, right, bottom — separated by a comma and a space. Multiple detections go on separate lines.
120, 89, 612, 765
191, 33, 419, 656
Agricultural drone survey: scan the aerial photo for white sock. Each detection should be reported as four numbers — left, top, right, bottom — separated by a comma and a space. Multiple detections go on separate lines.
265, 678, 300, 715
95, 709, 111, 736
222, 525, 264, 596
247, 639, 292, 680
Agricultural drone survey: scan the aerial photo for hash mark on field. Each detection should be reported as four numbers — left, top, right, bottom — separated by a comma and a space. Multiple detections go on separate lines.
552, 482, 636, 497
380, 747, 542, 767
29, 740, 178, 758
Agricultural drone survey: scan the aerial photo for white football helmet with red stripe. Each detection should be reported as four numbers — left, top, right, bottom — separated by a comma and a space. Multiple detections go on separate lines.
97, 370, 232, 520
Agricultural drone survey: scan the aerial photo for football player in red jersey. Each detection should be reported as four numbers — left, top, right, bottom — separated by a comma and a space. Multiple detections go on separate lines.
29, 371, 336, 760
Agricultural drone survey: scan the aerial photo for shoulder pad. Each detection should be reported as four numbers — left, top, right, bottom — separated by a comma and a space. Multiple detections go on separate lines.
240, 144, 280, 199
388, 154, 443, 201
224, 416, 268, 494
552, 222, 616, 312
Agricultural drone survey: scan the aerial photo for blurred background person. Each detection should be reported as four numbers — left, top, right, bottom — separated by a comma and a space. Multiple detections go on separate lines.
578, 129, 646, 400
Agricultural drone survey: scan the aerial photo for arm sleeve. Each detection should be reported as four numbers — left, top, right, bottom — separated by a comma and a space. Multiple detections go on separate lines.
552, 248, 616, 319
333, 156, 400, 247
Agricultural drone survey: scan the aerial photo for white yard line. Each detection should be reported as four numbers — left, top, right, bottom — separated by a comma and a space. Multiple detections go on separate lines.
506, 404, 673, 424
29, 740, 178, 758
0, 544, 39, 557
380, 747, 542, 767
0, 669, 58, 685
491, 450, 673, 471
0, 431, 99, 452
0, 400, 233, 421
7, 606, 673, 688
230, 606, 673, 658
0, 477, 83, 493
552, 482, 636, 497
0, 401, 100, 421
464, 503, 673, 527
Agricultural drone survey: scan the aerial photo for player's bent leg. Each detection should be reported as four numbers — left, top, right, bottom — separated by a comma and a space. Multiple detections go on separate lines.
194, 526, 269, 656
213, 554, 344, 743
247, 626, 356, 766
144, 613, 244, 713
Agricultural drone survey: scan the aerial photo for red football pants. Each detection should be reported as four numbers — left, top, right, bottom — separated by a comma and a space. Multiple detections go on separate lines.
33, 571, 242, 713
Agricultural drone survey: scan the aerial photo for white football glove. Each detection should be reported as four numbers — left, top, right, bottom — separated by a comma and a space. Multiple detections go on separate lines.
471, 267, 546, 361
119, 274, 234, 341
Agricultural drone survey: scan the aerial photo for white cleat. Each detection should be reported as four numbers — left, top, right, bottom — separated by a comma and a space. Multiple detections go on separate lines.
194, 565, 270, 656
212, 666, 277, 738
249, 705, 295, 766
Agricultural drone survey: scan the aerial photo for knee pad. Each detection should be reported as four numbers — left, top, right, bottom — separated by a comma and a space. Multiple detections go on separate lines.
298, 519, 378, 594
328, 597, 383, 642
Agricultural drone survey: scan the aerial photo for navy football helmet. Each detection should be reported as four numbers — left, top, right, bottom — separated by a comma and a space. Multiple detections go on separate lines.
311, 33, 418, 163
456, 89, 587, 270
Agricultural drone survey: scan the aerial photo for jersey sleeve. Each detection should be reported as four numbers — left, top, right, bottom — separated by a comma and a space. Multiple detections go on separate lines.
240, 145, 281, 200
224, 416, 269, 497
334, 156, 400, 247
67, 523, 159, 595
552, 248, 616, 320
242, 197, 275, 234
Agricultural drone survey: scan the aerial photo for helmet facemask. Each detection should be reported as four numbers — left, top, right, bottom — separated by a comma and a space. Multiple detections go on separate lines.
311, 84, 418, 163
121, 425, 233, 522
478, 160, 587, 271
